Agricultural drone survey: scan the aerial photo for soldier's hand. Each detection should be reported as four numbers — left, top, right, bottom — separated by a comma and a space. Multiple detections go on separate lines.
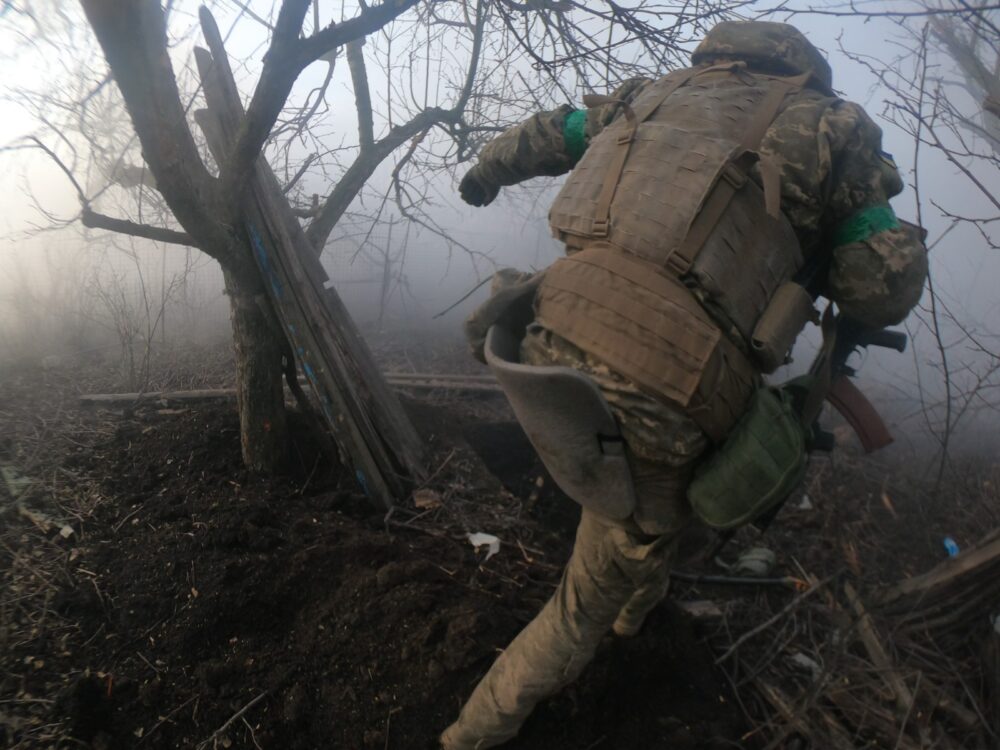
459, 167, 500, 207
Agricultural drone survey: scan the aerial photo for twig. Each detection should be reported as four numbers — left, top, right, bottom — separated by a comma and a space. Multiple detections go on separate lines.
416, 448, 457, 489
242, 716, 264, 750
384, 706, 401, 750
137, 696, 195, 745
894, 671, 923, 750
844, 582, 930, 746
715, 575, 835, 664
670, 570, 807, 589
112, 506, 143, 532
194, 691, 268, 750
431, 276, 492, 319
136, 651, 161, 674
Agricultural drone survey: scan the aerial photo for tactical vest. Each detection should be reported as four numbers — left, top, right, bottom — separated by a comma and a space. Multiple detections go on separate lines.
538, 64, 812, 441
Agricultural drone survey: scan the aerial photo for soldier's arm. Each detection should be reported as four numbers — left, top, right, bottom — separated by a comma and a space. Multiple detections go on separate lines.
820, 101, 928, 327
459, 78, 652, 206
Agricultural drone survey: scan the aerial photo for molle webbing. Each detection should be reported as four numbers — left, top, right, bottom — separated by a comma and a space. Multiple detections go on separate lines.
549, 66, 808, 269
535, 247, 759, 441
686, 178, 803, 342
542, 67, 814, 436
586, 68, 698, 240
671, 72, 809, 275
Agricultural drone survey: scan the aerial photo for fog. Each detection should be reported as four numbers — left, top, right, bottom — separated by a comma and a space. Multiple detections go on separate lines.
1, 1, 998, 468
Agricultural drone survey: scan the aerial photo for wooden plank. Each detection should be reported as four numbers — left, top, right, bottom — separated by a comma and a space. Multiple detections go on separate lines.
193, 24, 399, 505
79, 375, 501, 408
80, 390, 238, 405
196, 9, 424, 482
879, 530, 1000, 606
192, 30, 426, 507
196, 99, 395, 500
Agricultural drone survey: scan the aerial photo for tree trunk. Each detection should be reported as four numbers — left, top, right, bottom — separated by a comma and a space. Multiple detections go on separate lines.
224, 268, 288, 473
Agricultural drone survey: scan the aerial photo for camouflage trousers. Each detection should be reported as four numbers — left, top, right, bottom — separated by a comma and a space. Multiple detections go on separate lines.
440, 460, 692, 750
520, 324, 704, 536
440, 323, 703, 748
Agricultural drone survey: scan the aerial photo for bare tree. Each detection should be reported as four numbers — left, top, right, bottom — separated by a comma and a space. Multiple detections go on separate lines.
85, 236, 198, 391
5, 0, 739, 477
821, 1, 1000, 484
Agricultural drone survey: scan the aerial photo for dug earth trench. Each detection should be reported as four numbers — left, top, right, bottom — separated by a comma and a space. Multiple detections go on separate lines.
19, 400, 744, 749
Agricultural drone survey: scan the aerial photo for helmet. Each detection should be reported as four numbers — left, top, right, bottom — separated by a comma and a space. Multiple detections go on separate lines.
692, 21, 833, 91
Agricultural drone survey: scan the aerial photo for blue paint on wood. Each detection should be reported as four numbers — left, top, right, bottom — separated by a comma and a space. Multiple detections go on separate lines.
246, 222, 283, 300
355, 469, 370, 496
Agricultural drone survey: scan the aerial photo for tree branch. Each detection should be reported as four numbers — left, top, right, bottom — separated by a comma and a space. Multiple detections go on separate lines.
202, 3, 307, 203
303, 2, 485, 254
296, 0, 422, 69
346, 40, 375, 151
282, 153, 317, 193
79, 0, 230, 257
14, 136, 87, 202
81, 206, 196, 247
208, 0, 420, 207
304, 107, 450, 252
454, 0, 486, 113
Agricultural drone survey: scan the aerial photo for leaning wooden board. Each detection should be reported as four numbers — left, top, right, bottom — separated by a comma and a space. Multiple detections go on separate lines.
193, 16, 425, 507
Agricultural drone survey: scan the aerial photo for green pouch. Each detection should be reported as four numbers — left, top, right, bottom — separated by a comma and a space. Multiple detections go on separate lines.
688, 386, 807, 530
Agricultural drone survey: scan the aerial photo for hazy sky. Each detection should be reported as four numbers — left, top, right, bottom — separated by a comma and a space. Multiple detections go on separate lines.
1, 2, 997, 424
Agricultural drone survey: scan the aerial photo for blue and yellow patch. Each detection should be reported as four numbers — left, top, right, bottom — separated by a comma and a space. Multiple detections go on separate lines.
878, 150, 897, 170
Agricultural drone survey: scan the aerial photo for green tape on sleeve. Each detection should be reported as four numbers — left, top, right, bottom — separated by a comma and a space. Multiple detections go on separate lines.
832, 204, 901, 247
563, 109, 588, 163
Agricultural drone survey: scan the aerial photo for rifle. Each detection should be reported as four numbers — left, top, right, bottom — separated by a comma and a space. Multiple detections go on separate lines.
707, 313, 907, 561
800, 216, 926, 455
752, 309, 907, 533
805, 315, 907, 454
707, 220, 925, 560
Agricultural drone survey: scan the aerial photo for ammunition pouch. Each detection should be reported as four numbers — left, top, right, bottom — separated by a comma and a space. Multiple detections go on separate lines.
687, 386, 808, 530
750, 281, 818, 373
483, 324, 637, 519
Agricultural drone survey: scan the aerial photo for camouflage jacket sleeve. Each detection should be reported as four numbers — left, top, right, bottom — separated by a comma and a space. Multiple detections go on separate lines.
471, 78, 652, 188
819, 101, 928, 327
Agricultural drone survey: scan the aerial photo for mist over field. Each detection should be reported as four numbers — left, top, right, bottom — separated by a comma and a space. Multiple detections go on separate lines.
0, 2, 997, 464
3, 5, 1000, 750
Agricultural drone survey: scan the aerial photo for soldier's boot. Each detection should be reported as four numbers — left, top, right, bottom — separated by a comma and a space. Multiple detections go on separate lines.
440, 510, 674, 750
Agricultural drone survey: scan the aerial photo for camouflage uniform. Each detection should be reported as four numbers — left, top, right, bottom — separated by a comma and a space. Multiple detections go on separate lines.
443, 21, 927, 750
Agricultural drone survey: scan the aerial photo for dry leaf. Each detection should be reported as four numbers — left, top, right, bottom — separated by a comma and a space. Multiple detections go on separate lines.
880, 490, 898, 519
412, 489, 442, 510
842, 540, 861, 576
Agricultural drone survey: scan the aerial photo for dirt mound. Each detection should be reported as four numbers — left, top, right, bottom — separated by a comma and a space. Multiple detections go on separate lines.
34, 403, 744, 749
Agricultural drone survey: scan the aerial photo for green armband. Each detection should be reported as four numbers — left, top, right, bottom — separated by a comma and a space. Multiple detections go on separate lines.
563, 109, 588, 163
832, 204, 901, 247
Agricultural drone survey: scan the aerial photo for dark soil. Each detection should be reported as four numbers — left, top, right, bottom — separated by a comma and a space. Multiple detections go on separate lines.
7, 341, 993, 749
14, 398, 744, 749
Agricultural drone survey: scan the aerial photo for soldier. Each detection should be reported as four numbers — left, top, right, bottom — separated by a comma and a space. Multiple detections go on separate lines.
443, 20, 927, 750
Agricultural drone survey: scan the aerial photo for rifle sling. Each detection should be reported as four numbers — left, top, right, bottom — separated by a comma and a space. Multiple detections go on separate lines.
801, 304, 837, 426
